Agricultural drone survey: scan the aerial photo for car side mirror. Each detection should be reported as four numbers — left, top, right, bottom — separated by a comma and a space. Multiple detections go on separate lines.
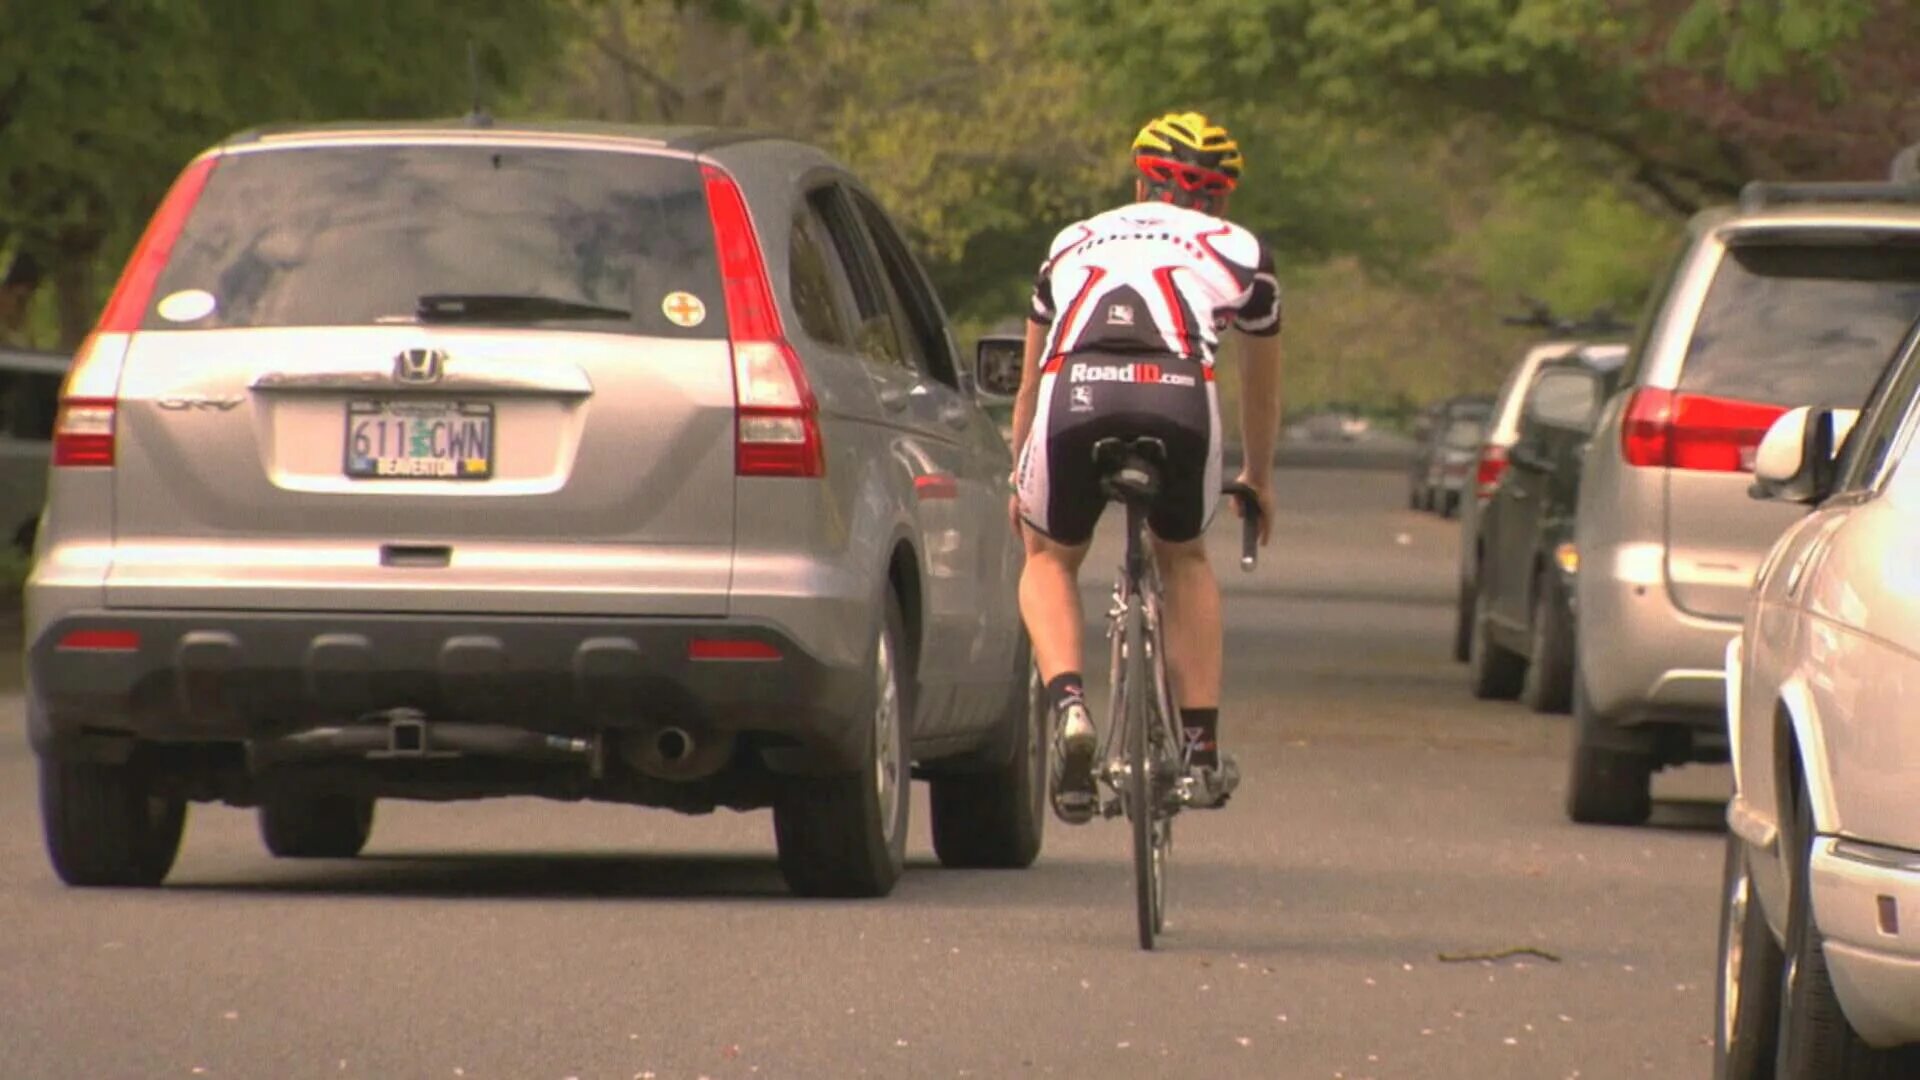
1751, 406, 1859, 504
973, 334, 1024, 402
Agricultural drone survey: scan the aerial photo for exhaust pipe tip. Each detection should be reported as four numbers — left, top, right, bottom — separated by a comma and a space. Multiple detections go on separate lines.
654, 726, 695, 765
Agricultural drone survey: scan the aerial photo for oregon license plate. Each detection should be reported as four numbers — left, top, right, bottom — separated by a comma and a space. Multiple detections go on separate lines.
344, 400, 494, 480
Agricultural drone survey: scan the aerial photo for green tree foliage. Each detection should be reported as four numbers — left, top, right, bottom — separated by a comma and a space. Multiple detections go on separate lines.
0, 1, 562, 347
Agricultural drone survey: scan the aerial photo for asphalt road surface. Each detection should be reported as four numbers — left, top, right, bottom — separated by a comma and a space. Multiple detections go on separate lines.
0, 466, 1732, 1080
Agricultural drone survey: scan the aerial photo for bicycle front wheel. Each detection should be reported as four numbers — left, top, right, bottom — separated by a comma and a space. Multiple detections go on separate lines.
1125, 600, 1161, 951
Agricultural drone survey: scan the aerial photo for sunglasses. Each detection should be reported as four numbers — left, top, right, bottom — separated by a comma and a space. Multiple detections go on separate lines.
1137, 156, 1237, 195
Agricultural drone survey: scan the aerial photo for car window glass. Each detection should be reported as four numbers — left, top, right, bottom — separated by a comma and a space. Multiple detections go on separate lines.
1679, 241, 1920, 407
805, 186, 907, 369
1619, 243, 1689, 387
0, 369, 57, 441
849, 192, 959, 388
1442, 418, 1484, 449
1838, 328, 1920, 493
149, 145, 723, 337
788, 210, 852, 348
1528, 371, 1599, 430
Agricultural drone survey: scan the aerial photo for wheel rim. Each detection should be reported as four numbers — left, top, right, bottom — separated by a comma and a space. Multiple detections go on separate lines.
874, 631, 902, 846
1722, 855, 1751, 1052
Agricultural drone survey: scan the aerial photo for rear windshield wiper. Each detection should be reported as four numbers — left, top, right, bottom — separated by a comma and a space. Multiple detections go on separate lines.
416, 294, 632, 323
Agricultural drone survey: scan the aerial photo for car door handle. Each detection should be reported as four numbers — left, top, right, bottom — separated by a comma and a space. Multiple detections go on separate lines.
938, 404, 971, 430
877, 385, 911, 412
1506, 488, 1529, 501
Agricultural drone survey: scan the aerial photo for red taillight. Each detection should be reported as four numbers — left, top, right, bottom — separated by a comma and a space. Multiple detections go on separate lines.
96, 155, 219, 333
688, 639, 782, 662
57, 629, 141, 652
1474, 444, 1508, 500
1620, 388, 1785, 472
704, 164, 823, 478
53, 396, 117, 467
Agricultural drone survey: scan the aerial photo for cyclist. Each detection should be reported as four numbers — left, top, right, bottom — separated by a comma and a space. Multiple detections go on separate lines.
1008, 111, 1283, 822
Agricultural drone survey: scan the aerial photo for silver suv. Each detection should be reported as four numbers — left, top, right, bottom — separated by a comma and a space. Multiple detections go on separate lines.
1569, 182, 1920, 824
27, 122, 1040, 896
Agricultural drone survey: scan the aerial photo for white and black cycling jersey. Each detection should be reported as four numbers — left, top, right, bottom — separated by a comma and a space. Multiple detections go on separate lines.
1028, 201, 1281, 366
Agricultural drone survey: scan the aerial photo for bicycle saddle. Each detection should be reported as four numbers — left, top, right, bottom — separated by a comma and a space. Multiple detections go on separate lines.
1092, 436, 1167, 503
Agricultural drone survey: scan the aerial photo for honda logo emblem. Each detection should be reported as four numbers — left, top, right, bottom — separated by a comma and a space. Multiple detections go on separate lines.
394, 348, 447, 384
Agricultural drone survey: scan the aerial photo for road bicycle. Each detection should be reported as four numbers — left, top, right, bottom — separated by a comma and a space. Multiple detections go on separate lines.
1088, 436, 1260, 950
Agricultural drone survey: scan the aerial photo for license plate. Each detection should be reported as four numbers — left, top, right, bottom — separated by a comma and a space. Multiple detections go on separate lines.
344, 400, 494, 480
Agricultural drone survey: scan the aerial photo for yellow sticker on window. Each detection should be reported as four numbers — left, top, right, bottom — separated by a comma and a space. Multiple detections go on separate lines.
662, 291, 707, 328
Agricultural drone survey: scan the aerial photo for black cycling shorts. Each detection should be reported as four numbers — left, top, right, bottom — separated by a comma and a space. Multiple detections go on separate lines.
1016, 351, 1221, 546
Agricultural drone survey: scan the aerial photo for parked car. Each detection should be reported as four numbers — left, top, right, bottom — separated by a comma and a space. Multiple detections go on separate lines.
1451, 338, 1583, 660
1408, 395, 1493, 513
1464, 343, 1626, 711
1717, 316, 1920, 1078
0, 346, 65, 550
26, 120, 1042, 897
1568, 181, 1920, 825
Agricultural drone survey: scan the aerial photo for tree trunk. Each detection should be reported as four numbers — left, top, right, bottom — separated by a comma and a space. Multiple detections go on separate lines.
53, 253, 98, 352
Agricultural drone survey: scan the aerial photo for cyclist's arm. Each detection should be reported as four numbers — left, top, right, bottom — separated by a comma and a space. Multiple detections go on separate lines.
1009, 318, 1049, 461
1237, 330, 1283, 483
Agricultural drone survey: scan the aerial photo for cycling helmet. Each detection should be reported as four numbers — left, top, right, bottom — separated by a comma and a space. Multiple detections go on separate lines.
1132, 112, 1244, 208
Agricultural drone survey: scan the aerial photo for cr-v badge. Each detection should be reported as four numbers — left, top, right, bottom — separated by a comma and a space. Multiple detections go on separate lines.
394, 348, 447, 384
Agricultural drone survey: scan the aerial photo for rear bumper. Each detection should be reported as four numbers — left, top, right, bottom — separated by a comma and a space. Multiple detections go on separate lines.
1813, 837, 1920, 1048
27, 610, 869, 771
1577, 542, 1737, 728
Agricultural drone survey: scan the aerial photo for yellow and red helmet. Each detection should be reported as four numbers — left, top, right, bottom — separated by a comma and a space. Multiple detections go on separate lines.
1132, 111, 1244, 198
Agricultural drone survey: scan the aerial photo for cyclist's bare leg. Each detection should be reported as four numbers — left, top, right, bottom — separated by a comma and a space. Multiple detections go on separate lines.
1150, 535, 1221, 709
1019, 527, 1100, 822
1153, 533, 1238, 806
1019, 528, 1090, 682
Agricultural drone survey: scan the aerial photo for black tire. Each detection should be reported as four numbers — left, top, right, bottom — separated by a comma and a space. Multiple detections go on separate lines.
774, 594, 911, 898
39, 758, 186, 887
1407, 482, 1421, 510
1519, 575, 1575, 714
1452, 574, 1474, 663
1441, 491, 1460, 518
1715, 831, 1784, 1079
929, 651, 1046, 870
1775, 787, 1920, 1077
1564, 677, 1653, 825
1124, 602, 1159, 951
259, 795, 375, 859
1467, 576, 1526, 700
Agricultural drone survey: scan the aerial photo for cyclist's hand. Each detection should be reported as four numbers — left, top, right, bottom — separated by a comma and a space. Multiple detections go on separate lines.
1233, 472, 1276, 546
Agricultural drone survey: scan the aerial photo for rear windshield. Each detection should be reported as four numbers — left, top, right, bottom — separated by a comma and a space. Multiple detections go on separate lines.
146, 144, 724, 337
1680, 241, 1920, 407
1442, 418, 1485, 449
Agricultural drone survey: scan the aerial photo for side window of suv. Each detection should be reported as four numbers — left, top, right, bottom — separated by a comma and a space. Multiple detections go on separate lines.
1617, 242, 1691, 388
805, 185, 908, 370
849, 192, 960, 389
788, 209, 853, 349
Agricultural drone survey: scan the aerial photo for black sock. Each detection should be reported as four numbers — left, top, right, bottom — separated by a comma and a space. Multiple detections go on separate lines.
1181, 707, 1219, 768
1045, 672, 1085, 715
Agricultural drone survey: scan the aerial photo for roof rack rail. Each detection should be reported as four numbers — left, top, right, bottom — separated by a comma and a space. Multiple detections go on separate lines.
1739, 180, 1920, 213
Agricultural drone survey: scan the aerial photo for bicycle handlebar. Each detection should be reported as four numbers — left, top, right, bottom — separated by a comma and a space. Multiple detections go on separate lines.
1221, 482, 1262, 573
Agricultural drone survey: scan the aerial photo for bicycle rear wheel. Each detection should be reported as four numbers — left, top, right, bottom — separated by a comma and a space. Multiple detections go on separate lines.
1125, 599, 1161, 950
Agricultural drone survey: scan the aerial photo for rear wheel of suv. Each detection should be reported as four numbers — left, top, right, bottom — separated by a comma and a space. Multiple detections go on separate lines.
1519, 575, 1575, 714
1467, 578, 1526, 700
39, 758, 186, 887
1775, 785, 1920, 1078
929, 657, 1046, 869
259, 795, 375, 859
774, 594, 911, 898
1565, 678, 1653, 825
